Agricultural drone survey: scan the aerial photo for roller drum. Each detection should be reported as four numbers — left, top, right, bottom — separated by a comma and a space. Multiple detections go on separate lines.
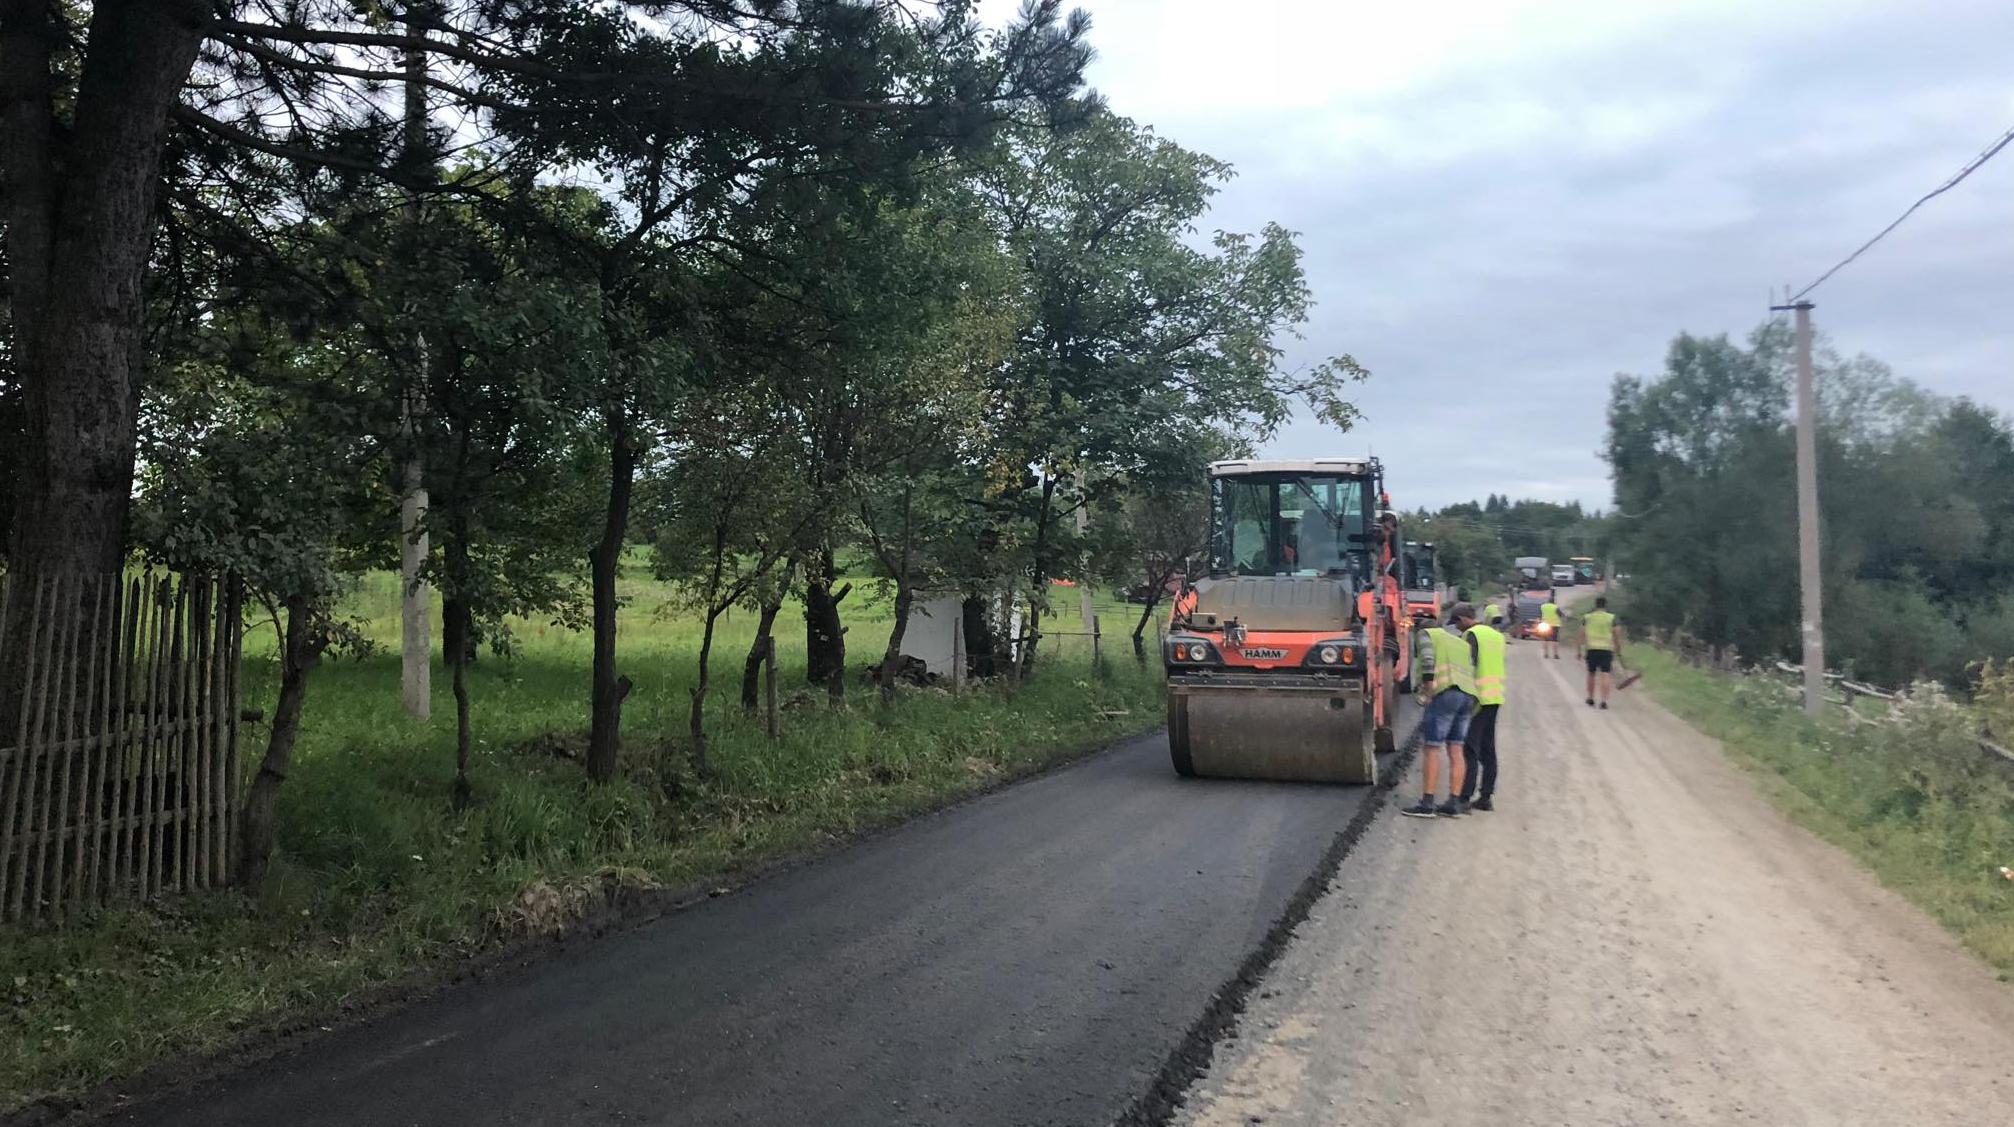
1167, 681, 1377, 784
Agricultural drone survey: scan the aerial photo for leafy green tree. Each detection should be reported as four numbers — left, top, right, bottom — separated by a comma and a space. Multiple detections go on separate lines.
974, 108, 1367, 672
1607, 320, 2014, 683
651, 400, 809, 773
133, 313, 383, 887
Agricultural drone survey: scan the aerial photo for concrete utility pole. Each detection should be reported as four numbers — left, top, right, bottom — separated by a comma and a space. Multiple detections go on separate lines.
399, 17, 432, 719
1773, 300, 1826, 715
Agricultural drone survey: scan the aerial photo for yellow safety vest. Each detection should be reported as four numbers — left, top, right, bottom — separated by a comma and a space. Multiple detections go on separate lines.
1426, 627, 1476, 699
1584, 609, 1616, 651
1540, 602, 1561, 626
1466, 623, 1506, 706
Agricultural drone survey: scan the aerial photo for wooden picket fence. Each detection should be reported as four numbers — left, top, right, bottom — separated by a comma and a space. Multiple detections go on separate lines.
0, 571, 243, 922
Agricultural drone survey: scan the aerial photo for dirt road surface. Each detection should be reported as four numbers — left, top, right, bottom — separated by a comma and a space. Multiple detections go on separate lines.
1175, 641, 2014, 1127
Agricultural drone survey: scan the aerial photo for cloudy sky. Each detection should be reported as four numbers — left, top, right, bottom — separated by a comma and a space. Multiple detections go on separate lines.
979, 0, 2014, 510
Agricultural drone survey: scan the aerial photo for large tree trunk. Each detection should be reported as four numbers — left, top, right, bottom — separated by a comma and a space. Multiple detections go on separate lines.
741, 596, 783, 713
585, 415, 636, 784
803, 544, 848, 704
238, 595, 327, 889
0, 1, 207, 727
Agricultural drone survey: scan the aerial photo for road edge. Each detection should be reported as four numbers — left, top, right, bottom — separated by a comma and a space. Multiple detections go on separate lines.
28, 724, 1162, 1127
1112, 719, 1423, 1127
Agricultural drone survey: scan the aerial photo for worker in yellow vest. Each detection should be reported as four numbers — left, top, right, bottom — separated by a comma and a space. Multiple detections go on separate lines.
1459, 605, 1508, 812
1539, 593, 1565, 660
1403, 602, 1479, 818
1579, 595, 1623, 709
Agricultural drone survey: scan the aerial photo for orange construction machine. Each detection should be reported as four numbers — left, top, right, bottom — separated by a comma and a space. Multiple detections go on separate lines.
1401, 539, 1445, 622
1164, 458, 1407, 783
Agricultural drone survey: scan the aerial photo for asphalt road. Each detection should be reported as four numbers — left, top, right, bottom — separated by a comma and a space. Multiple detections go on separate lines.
117, 704, 1417, 1127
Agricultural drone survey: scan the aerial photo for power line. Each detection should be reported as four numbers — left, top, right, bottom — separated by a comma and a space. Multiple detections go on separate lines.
1791, 121, 2014, 302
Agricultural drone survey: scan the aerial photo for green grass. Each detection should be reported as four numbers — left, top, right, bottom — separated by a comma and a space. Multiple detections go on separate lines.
0, 570, 1165, 1114
1631, 644, 2014, 979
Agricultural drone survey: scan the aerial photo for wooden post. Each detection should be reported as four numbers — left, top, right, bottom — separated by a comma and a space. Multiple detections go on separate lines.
112, 576, 142, 899
34, 572, 87, 918
0, 575, 43, 916
1092, 614, 1102, 672
222, 578, 243, 882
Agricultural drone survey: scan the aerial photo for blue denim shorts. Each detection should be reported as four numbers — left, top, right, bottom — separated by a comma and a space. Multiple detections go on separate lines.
1423, 688, 1476, 745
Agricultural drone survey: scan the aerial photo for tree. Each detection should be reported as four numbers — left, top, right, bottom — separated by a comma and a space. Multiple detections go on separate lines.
0, 0, 1095, 764
490, 2, 1090, 776
651, 396, 809, 773
132, 309, 382, 887
1086, 433, 1229, 658
1606, 321, 2014, 683
973, 108, 1367, 673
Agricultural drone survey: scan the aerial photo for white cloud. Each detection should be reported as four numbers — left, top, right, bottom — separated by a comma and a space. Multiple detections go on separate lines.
982, 0, 2014, 508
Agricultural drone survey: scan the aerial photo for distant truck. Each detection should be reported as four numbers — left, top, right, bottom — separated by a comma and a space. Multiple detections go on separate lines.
1514, 556, 1550, 591
1570, 556, 1598, 585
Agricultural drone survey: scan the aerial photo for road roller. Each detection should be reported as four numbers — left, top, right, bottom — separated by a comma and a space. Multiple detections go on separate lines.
1396, 539, 1445, 693
1164, 458, 1406, 784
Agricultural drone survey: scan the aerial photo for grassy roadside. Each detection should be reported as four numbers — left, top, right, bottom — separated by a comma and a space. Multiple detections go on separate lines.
1628, 644, 2014, 979
1, 575, 1166, 1116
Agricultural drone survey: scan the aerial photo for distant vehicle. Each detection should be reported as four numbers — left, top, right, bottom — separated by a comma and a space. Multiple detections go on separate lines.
1569, 556, 1598, 585
1550, 563, 1576, 586
1512, 590, 1553, 639
1514, 556, 1550, 592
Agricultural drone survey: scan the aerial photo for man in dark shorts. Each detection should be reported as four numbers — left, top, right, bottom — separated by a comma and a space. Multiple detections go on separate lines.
1578, 596, 1621, 709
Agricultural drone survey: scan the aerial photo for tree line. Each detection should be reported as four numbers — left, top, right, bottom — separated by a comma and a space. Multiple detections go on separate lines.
1405, 496, 1613, 596
1607, 322, 2014, 688
0, 2, 1366, 884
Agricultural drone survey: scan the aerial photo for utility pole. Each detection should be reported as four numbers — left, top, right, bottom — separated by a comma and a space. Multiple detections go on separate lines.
398, 13, 432, 719
1772, 299, 1825, 715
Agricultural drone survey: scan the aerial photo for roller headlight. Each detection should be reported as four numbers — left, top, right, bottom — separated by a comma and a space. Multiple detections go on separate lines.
1304, 639, 1361, 669
1167, 638, 1217, 664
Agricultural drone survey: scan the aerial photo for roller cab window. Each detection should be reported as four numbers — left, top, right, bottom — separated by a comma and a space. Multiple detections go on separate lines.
1213, 473, 1372, 578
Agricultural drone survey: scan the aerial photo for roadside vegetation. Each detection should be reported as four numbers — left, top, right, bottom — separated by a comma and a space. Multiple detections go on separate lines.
1607, 324, 2014, 689
0, 2, 1377, 1115
1630, 645, 2014, 980
1, 577, 1162, 1113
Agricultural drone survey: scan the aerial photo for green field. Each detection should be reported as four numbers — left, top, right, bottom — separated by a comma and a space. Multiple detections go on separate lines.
1631, 645, 2014, 981
1, 569, 1166, 1114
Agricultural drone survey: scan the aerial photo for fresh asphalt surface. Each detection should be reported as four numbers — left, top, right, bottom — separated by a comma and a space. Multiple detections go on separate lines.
117, 702, 1419, 1127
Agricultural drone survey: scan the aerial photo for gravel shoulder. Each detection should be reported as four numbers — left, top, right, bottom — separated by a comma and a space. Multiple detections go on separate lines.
1174, 641, 2014, 1127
